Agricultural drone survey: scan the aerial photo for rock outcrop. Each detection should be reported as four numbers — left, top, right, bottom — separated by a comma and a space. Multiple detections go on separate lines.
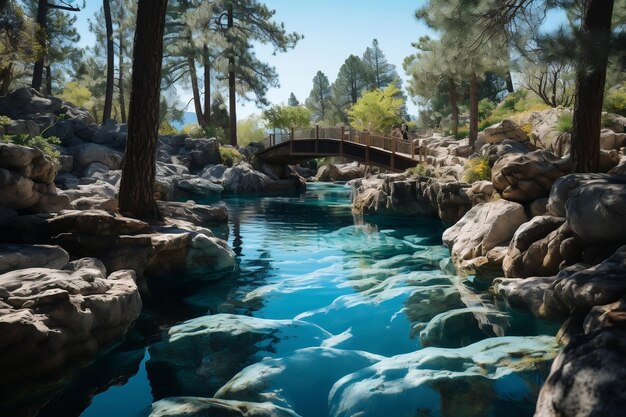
443, 200, 528, 276
0, 257, 141, 384
315, 162, 366, 182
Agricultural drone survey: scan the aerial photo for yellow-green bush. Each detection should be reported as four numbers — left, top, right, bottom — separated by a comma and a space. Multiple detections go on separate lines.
159, 122, 179, 136
406, 163, 432, 177
462, 157, 491, 183
605, 84, 626, 117
0, 115, 11, 127
219, 146, 243, 167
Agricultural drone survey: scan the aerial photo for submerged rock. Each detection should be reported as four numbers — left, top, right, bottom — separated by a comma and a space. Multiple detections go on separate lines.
215, 347, 384, 417
147, 314, 332, 398
329, 336, 558, 417
150, 397, 302, 417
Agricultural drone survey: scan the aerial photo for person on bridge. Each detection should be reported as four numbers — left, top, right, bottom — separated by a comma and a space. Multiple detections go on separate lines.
400, 123, 409, 140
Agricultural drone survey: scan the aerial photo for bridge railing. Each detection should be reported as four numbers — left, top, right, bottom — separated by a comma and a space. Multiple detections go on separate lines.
262, 125, 418, 158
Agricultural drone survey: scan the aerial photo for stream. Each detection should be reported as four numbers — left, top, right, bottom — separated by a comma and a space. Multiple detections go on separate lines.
36, 182, 559, 417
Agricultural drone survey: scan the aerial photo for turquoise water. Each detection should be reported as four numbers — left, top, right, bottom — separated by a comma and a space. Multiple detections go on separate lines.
32, 183, 557, 417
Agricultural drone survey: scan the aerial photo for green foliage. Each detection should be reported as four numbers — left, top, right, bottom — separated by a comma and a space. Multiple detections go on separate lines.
406, 163, 432, 177
237, 116, 266, 146
604, 83, 626, 116
348, 84, 405, 132
305, 71, 333, 123
362, 39, 399, 90
219, 146, 243, 167
182, 123, 206, 139
478, 99, 496, 121
462, 157, 491, 183
262, 105, 311, 130
159, 122, 179, 136
1, 134, 61, 158
287, 93, 300, 106
557, 112, 573, 133
332, 55, 369, 111
59, 81, 93, 108
0, 116, 11, 127
501, 90, 529, 112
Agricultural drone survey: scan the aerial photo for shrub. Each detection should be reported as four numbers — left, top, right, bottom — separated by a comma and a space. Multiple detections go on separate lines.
556, 112, 573, 133
406, 163, 432, 177
1, 134, 61, 158
462, 157, 491, 183
604, 84, 626, 117
219, 146, 243, 167
478, 99, 497, 121
182, 123, 207, 139
0, 115, 11, 127
159, 122, 179, 136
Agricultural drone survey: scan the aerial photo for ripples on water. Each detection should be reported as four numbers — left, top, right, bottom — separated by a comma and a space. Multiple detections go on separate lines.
32, 183, 559, 417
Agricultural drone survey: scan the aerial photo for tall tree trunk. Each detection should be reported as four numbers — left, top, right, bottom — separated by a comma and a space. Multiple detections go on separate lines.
505, 70, 514, 93
571, 0, 614, 173
469, 74, 479, 148
187, 54, 205, 128
32, 0, 47, 91
119, 34, 127, 123
0, 62, 12, 95
102, 0, 114, 123
227, 2, 237, 146
118, 0, 168, 222
44, 64, 51, 95
202, 43, 211, 128
448, 78, 459, 137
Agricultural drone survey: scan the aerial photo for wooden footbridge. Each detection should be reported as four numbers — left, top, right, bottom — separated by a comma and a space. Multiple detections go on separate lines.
256, 126, 424, 172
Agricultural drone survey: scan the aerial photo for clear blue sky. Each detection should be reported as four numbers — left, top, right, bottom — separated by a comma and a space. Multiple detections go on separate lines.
74, 1, 568, 121
75, 0, 431, 120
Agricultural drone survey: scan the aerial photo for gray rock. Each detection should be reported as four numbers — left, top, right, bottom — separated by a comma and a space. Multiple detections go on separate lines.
443, 200, 528, 275
0, 244, 69, 274
69, 143, 123, 172
6, 119, 40, 137
483, 119, 529, 144
177, 177, 223, 196
315, 162, 365, 182
199, 164, 228, 182
222, 162, 272, 193
157, 201, 228, 226
492, 150, 571, 203
0, 263, 141, 384
150, 397, 301, 417
183, 137, 220, 169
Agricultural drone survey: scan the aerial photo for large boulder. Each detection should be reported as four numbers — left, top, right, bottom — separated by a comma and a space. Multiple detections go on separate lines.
503, 216, 570, 278
315, 162, 365, 182
442, 200, 528, 276
221, 162, 272, 193
491, 150, 571, 203
535, 326, 626, 417
46, 210, 235, 282
176, 176, 224, 196
183, 137, 220, 170
0, 143, 68, 212
0, 259, 141, 385
157, 201, 228, 226
69, 143, 123, 172
0, 244, 69, 274
482, 119, 529, 144
0, 88, 95, 125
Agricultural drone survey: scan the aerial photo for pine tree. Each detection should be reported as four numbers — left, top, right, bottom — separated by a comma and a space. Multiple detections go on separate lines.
331, 55, 368, 124
362, 39, 399, 90
305, 71, 332, 123
287, 92, 299, 106
118, 0, 168, 222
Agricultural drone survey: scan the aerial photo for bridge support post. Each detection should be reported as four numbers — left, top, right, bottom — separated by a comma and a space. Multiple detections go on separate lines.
391, 136, 396, 170
290, 127, 294, 154
340, 126, 344, 156
411, 140, 415, 158
315, 124, 319, 154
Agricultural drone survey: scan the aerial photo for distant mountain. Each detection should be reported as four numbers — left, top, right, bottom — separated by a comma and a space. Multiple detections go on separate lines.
170, 112, 197, 130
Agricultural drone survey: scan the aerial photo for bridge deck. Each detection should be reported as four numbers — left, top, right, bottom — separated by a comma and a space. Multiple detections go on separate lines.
256, 127, 425, 172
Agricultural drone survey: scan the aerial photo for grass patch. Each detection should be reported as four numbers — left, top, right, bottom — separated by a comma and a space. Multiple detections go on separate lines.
406, 163, 432, 177
605, 83, 626, 117
556, 113, 573, 133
